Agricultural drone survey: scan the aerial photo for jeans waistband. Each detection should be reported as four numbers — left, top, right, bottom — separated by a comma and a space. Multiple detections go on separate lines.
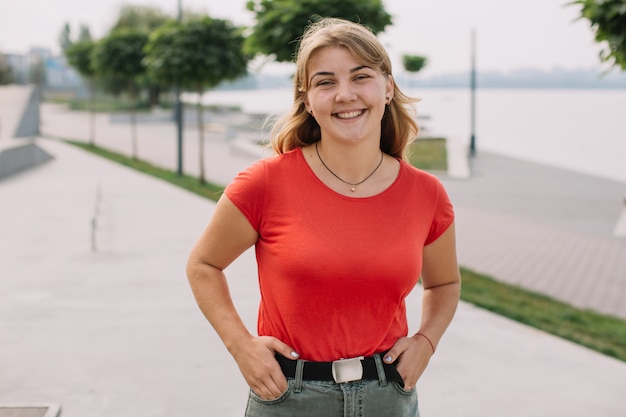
275, 353, 404, 385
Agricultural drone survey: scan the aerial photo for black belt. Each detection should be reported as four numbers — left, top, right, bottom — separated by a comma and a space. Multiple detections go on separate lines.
275, 353, 404, 385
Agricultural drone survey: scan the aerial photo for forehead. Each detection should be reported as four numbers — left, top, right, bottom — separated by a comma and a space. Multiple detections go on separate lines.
307, 46, 363, 72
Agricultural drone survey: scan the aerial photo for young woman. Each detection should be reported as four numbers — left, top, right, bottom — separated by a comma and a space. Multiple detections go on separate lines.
186, 17, 461, 417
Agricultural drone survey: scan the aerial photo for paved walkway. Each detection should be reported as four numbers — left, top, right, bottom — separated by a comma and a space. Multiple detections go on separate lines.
1, 103, 625, 417
0, 85, 33, 140
448, 153, 626, 319
40, 103, 626, 319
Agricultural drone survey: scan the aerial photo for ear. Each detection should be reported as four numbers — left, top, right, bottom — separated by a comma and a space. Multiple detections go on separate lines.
304, 94, 311, 113
385, 74, 395, 102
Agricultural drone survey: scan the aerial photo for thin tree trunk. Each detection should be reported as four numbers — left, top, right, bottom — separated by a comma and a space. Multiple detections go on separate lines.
197, 86, 205, 185
129, 80, 138, 160
89, 78, 96, 146
148, 85, 160, 109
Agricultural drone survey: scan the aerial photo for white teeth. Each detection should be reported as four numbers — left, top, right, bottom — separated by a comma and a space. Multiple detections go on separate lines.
336, 111, 363, 119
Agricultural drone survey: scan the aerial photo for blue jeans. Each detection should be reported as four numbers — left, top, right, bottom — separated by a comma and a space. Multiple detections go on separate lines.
245, 355, 419, 417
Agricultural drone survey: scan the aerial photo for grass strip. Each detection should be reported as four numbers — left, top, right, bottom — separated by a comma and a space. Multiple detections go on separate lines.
460, 267, 626, 362
409, 138, 448, 172
65, 140, 224, 201
65, 139, 626, 363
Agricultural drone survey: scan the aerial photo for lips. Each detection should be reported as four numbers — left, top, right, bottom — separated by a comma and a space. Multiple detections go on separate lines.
335, 110, 364, 120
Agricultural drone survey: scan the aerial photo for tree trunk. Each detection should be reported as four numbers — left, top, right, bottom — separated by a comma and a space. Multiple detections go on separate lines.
129, 80, 138, 160
197, 86, 206, 185
89, 78, 96, 147
148, 85, 160, 109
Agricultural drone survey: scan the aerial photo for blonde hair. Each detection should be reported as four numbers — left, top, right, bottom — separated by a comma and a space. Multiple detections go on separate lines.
270, 17, 419, 160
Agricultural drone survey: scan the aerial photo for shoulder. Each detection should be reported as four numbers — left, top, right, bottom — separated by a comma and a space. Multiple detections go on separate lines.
226, 148, 303, 193
263, 148, 301, 169
231, 148, 300, 179
399, 160, 446, 190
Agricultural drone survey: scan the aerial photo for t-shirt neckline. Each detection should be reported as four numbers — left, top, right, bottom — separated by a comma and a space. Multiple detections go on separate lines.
296, 147, 403, 200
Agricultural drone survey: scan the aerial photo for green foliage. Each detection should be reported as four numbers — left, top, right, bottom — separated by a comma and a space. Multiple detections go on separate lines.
58, 22, 72, 53
245, 0, 392, 62
403, 54, 428, 74
92, 30, 149, 158
78, 25, 92, 42
111, 4, 170, 34
65, 40, 96, 78
571, 0, 626, 70
144, 17, 249, 91
93, 30, 148, 81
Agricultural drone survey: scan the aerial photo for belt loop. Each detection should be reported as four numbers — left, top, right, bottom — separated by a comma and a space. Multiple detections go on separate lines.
374, 354, 388, 387
294, 359, 304, 393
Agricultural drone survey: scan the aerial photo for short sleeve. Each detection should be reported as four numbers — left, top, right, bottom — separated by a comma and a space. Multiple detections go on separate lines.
424, 179, 455, 245
224, 160, 267, 232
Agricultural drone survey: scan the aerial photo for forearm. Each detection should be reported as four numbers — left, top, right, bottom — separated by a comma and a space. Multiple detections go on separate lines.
187, 261, 253, 354
386, 279, 460, 387
417, 281, 461, 351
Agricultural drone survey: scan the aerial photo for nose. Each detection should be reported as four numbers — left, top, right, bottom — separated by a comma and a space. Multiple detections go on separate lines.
335, 81, 357, 102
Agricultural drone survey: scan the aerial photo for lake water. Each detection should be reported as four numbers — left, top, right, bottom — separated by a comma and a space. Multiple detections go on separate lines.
197, 87, 626, 183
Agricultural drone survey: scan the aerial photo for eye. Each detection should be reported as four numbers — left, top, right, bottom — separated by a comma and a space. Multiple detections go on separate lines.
354, 74, 371, 82
315, 79, 335, 88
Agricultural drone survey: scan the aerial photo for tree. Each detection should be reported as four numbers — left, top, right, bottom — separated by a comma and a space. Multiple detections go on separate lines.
572, 0, 626, 71
245, 0, 392, 62
403, 55, 427, 74
65, 39, 97, 145
402, 54, 428, 88
145, 17, 249, 183
0, 54, 14, 85
78, 25, 92, 42
112, 5, 170, 33
111, 5, 172, 107
92, 30, 148, 159
59, 22, 72, 53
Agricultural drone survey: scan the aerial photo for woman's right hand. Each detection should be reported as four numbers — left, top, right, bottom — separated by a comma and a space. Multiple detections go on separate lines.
230, 335, 299, 400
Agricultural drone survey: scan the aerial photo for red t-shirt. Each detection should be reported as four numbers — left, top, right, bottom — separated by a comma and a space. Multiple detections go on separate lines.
225, 148, 454, 361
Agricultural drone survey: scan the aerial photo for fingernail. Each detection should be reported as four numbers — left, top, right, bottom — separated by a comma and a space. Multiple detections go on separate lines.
384, 355, 393, 363
290, 351, 299, 358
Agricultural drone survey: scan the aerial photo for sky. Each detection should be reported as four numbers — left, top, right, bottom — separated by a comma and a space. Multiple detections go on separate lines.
0, 0, 608, 76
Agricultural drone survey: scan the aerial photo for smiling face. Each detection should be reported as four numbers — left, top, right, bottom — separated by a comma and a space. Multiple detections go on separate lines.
304, 46, 394, 147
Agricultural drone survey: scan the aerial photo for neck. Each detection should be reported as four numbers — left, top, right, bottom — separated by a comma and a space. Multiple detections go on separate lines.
316, 141, 382, 178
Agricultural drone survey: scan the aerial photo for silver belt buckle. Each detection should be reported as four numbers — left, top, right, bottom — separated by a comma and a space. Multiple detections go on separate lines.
331, 356, 364, 383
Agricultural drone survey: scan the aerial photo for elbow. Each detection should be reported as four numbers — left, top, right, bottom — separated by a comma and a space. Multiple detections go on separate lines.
423, 279, 460, 292
186, 258, 200, 285
186, 253, 223, 288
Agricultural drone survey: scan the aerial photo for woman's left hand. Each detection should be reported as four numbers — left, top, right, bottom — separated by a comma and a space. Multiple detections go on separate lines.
383, 334, 434, 389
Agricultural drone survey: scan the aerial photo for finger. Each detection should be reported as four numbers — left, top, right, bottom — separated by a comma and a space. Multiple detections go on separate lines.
258, 346, 289, 397
254, 372, 288, 400
268, 356, 288, 390
268, 337, 299, 360
383, 339, 408, 364
269, 371, 289, 397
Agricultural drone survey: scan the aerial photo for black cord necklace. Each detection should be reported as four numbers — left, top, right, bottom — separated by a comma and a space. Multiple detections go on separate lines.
315, 141, 384, 192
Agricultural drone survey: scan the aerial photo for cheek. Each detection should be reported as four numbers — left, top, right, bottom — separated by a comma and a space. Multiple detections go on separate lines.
307, 93, 331, 112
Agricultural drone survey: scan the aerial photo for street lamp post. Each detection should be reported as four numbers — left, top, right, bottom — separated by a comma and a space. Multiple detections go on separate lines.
469, 29, 477, 157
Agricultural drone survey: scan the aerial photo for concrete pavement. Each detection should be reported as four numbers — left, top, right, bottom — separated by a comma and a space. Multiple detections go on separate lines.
1, 103, 625, 416
447, 152, 626, 319
39, 102, 626, 319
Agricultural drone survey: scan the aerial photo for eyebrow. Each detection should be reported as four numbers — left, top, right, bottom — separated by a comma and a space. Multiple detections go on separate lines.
310, 65, 371, 82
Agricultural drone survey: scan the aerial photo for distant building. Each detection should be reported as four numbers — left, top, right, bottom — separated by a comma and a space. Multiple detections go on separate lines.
0, 47, 82, 89
45, 55, 81, 89
3, 53, 28, 84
